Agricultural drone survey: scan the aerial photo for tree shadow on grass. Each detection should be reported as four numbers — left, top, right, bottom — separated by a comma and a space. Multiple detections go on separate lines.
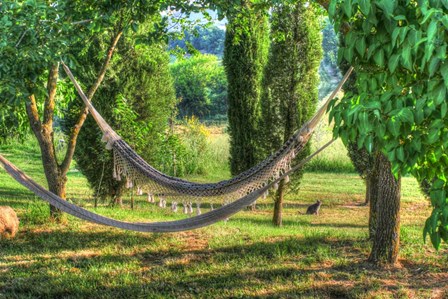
0, 228, 164, 255
232, 216, 367, 229
0, 232, 446, 298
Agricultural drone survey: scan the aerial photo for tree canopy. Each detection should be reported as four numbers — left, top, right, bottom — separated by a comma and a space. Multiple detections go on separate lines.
328, 0, 448, 249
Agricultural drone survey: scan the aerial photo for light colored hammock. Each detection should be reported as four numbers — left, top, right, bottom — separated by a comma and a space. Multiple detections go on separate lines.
62, 62, 353, 206
0, 139, 333, 232
0, 65, 352, 232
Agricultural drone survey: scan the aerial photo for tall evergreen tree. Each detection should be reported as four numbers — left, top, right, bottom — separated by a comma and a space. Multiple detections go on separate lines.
223, 2, 270, 175
259, 1, 322, 226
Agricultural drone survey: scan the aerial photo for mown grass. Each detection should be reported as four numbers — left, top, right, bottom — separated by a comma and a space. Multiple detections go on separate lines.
1, 133, 447, 298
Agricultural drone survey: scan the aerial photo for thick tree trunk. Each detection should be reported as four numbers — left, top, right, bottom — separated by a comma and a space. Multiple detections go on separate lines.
368, 153, 401, 265
273, 179, 285, 226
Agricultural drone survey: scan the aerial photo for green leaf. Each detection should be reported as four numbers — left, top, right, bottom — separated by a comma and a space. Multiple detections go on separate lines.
441, 102, 447, 118
428, 57, 440, 77
355, 37, 366, 57
376, 0, 395, 17
131, 22, 139, 33
365, 135, 374, 153
342, 0, 352, 17
442, 15, 448, 30
344, 46, 355, 63
433, 84, 447, 106
392, 27, 401, 46
440, 227, 448, 242
328, 0, 337, 18
430, 231, 441, 250
428, 128, 440, 143
401, 44, 412, 70
387, 118, 401, 137
396, 146, 405, 162
399, 108, 414, 123
373, 49, 385, 67
441, 63, 448, 88
376, 123, 386, 137
359, 0, 371, 15
427, 20, 438, 43
412, 137, 422, 152
388, 54, 400, 73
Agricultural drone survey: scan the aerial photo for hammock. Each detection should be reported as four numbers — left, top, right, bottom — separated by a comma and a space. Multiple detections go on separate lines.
62, 62, 353, 205
0, 140, 333, 232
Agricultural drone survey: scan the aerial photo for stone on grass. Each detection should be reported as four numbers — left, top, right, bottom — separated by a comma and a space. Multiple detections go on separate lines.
0, 206, 19, 239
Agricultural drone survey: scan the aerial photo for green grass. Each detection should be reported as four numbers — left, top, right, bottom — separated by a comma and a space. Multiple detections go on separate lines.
1, 135, 447, 298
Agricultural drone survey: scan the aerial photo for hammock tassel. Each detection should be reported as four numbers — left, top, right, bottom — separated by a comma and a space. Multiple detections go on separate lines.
284, 175, 290, 184
183, 202, 188, 214
147, 194, 154, 203
137, 187, 143, 196
262, 190, 268, 200
196, 203, 201, 216
171, 202, 178, 213
126, 180, 133, 189
105, 140, 114, 151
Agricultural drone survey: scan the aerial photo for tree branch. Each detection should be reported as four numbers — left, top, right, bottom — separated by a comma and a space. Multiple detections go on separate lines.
60, 31, 123, 174
43, 63, 59, 126
87, 31, 123, 99
25, 94, 42, 135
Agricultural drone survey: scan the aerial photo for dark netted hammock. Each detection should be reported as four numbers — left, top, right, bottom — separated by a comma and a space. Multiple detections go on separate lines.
62, 63, 353, 206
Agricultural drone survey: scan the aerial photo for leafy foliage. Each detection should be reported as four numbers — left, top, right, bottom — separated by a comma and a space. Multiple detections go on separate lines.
170, 54, 227, 120
328, 0, 448, 249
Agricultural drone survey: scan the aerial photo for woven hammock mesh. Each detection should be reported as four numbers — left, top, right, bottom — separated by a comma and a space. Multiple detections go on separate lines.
111, 131, 306, 205
62, 62, 352, 209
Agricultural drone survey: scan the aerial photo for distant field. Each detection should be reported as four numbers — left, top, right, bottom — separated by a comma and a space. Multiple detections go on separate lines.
0, 133, 447, 298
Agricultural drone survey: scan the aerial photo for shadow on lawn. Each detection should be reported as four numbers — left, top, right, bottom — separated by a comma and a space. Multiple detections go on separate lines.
232, 216, 367, 229
1, 231, 446, 298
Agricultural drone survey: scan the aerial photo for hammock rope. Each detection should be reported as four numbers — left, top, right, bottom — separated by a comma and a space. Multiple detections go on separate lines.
0, 139, 334, 232
62, 62, 353, 205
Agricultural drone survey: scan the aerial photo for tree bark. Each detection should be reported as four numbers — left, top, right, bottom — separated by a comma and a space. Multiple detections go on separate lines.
367, 169, 379, 239
272, 179, 285, 226
365, 176, 370, 205
368, 153, 401, 266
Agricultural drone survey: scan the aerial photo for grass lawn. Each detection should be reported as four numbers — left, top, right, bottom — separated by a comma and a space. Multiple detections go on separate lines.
1, 137, 447, 299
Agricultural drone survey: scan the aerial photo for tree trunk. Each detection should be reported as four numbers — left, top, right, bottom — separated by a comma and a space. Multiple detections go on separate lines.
367, 171, 379, 240
368, 153, 401, 266
272, 179, 285, 226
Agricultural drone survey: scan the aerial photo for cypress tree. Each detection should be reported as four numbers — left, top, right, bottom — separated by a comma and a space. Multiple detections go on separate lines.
259, 1, 322, 226
223, 2, 270, 175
